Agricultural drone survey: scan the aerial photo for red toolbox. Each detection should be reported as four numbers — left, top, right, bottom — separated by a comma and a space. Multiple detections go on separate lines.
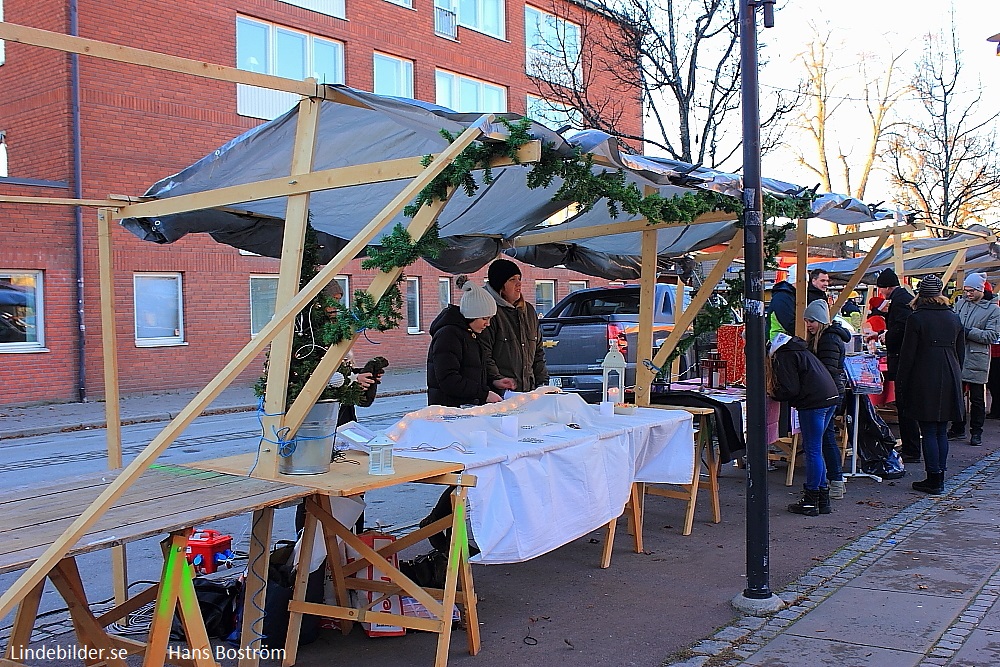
185, 528, 233, 575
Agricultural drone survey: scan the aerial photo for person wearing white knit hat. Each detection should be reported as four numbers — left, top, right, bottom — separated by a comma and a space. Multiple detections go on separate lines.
949, 273, 1000, 445
426, 280, 502, 408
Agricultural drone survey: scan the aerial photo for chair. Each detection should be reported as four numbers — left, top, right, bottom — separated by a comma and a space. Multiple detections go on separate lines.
768, 433, 800, 487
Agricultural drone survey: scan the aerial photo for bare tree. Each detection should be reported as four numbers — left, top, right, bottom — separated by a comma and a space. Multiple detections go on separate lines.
885, 23, 1000, 234
526, 0, 799, 166
791, 26, 909, 200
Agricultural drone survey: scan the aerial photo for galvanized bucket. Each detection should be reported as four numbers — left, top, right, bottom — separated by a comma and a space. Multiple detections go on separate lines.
279, 400, 339, 475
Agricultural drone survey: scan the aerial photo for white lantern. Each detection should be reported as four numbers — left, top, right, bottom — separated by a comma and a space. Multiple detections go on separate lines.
368, 434, 395, 475
601, 344, 627, 404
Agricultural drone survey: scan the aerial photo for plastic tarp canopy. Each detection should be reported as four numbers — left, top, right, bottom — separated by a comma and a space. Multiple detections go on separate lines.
121, 85, 891, 280
808, 224, 1000, 281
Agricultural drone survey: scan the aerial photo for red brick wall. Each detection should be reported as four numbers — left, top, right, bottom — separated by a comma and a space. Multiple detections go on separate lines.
0, 0, 640, 406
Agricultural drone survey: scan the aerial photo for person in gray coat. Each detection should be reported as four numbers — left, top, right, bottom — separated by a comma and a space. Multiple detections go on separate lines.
896, 275, 965, 494
948, 272, 1000, 445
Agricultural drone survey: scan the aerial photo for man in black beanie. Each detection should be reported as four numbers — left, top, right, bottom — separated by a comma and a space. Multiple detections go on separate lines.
876, 268, 921, 462
479, 258, 549, 393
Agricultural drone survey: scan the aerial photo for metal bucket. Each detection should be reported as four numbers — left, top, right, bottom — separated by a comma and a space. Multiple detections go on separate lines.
279, 400, 339, 475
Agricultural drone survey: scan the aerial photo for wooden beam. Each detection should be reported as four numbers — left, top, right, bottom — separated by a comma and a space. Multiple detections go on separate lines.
633, 209, 660, 407
922, 222, 993, 238
893, 237, 992, 263
257, 92, 322, 479
795, 219, 808, 338
0, 21, 322, 97
893, 231, 904, 279
649, 236, 744, 371
777, 223, 922, 251
941, 248, 967, 285
112, 142, 541, 221
0, 195, 119, 207
0, 115, 494, 620
511, 210, 736, 247
829, 229, 892, 317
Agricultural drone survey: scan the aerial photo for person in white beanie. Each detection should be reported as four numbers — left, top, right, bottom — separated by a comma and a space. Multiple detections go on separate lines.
426, 280, 504, 407
949, 273, 1000, 445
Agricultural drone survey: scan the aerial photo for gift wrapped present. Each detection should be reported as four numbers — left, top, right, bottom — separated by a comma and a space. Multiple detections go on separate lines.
717, 324, 746, 386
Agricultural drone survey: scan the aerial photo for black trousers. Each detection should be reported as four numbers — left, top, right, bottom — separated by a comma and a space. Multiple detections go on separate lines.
952, 383, 986, 436
988, 363, 1000, 415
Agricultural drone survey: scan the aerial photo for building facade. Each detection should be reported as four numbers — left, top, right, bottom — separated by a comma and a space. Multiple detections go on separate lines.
0, 0, 642, 406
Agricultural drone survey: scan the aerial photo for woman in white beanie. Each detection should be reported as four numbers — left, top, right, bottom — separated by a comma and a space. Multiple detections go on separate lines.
426, 280, 504, 407
948, 272, 1000, 445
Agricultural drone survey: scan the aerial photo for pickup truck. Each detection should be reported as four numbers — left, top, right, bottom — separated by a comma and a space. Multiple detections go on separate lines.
539, 284, 694, 403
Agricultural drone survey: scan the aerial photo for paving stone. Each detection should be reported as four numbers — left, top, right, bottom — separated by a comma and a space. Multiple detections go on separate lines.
691, 640, 731, 655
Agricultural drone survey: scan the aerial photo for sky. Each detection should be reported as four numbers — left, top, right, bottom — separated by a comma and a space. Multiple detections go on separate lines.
755, 0, 999, 209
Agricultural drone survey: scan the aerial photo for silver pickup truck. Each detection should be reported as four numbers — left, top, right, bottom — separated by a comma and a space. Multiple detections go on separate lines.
539, 284, 694, 403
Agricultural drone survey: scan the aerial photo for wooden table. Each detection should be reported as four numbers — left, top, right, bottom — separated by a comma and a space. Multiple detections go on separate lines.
189, 452, 479, 667
0, 464, 312, 667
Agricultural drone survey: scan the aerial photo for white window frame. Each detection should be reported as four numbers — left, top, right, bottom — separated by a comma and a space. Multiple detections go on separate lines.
433, 0, 459, 39
525, 6, 581, 87
249, 275, 279, 337
0, 0, 5, 67
279, 0, 345, 19
236, 16, 345, 120
0, 271, 46, 353
535, 279, 556, 314
438, 277, 452, 310
457, 0, 505, 39
134, 273, 185, 347
373, 53, 414, 98
332, 275, 350, 308
384, 0, 413, 8
406, 277, 422, 334
435, 70, 507, 113
568, 280, 588, 293
0, 131, 7, 178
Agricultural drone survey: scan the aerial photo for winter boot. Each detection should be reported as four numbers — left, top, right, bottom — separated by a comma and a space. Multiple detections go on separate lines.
828, 479, 846, 500
970, 432, 983, 446
818, 487, 832, 514
912, 472, 944, 495
787, 487, 821, 517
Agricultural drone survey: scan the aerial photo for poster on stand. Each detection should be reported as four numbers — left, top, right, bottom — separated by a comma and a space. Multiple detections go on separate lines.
844, 355, 883, 395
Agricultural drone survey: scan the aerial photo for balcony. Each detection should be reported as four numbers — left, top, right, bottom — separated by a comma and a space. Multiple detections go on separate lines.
435, 7, 458, 40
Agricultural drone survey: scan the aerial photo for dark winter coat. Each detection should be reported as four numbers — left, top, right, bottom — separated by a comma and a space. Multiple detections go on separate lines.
426, 305, 491, 408
478, 284, 548, 391
812, 323, 851, 397
883, 285, 915, 378
766, 280, 827, 340
895, 302, 966, 423
767, 335, 840, 410
954, 296, 1000, 384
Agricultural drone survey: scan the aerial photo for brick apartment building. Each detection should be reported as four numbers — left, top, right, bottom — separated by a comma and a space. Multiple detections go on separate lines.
0, 0, 642, 406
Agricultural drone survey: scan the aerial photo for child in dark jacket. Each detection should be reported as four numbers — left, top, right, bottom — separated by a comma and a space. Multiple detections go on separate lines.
426, 281, 503, 408
767, 332, 841, 516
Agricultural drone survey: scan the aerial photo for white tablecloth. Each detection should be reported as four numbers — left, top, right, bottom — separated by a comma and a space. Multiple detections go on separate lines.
384, 392, 694, 564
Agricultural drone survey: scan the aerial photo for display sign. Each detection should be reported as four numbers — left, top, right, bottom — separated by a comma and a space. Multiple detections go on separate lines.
844, 354, 883, 395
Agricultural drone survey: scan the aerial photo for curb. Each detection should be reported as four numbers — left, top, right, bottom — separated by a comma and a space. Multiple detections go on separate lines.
0, 387, 428, 442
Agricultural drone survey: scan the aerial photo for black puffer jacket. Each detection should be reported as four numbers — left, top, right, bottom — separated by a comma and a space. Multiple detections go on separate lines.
812, 323, 851, 396
426, 305, 491, 408
767, 335, 840, 410
883, 285, 914, 377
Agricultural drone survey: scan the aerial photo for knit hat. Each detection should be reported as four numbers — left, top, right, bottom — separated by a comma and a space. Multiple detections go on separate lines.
459, 282, 497, 319
487, 258, 522, 293
918, 275, 944, 298
803, 299, 831, 324
964, 272, 987, 292
875, 269, 900, 288
868, 295, 886, 311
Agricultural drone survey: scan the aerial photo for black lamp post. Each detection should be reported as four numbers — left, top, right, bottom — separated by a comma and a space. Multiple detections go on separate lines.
732, 0, 784, 615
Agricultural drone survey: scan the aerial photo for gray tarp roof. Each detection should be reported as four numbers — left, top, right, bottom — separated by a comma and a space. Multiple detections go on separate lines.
808, 224, 1000, 281
122, 85, 899, 280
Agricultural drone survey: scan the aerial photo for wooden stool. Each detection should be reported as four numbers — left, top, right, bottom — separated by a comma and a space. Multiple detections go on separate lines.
769, 433, 801, 487
643, 406, 721, 536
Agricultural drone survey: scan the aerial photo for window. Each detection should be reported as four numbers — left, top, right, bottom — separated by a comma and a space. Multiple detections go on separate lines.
249, 276, 278, 336
434, 0, 458, 38
332, 276, 350, 308
458, 0, 504, 38
525, 6, 580, 87
0, 0, 5, 67
279, 0, 345, 19
0, 131, 7, 178
535, 279, 555, 314
435, 70, 506, 113
236, 16, 344, 120
406, 277, 422, 333
0, 271, 44, 352
568, 280, 588, 293
438, 277, 452, 309
134, 273, 184, 346
385, 0, 413, 7
526, 95, 582, 133
373, 53, 414, 98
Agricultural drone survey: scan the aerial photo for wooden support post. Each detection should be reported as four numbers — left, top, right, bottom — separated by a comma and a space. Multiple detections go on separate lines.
671, 279, 685, 381
649, 237, 744, 372
0, 115, 495, 621
96, 207, 129, 606
634, 204, 659, 407
795, 218, 808, 339
893, 230, 904, 280
829, 229, 893, 317
258, 91, 322, 479
942, 248, 967, 286
3, 582, 43, 661
238, 508, 273, 667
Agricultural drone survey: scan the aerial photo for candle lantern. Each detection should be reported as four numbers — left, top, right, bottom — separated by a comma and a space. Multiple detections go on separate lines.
701, 351, 728, 390
601, 344, 627, 404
